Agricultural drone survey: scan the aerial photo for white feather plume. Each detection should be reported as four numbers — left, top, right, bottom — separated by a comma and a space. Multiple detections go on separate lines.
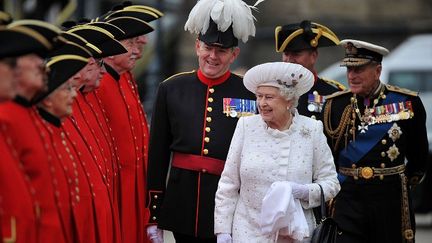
184, 0, 258, 43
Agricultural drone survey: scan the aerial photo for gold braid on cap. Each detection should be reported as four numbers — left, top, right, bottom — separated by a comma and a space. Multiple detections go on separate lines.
323, 99, 352, 152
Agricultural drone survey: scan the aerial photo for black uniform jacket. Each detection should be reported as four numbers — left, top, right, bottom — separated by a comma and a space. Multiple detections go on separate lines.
323, 84, 428, 185
147, 70, 256, 237
297, 77, 344, 120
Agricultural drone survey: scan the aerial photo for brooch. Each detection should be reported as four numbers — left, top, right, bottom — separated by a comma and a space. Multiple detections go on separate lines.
386, 144, 400, 162
300, 126, 311, 138
387, 123, 402, 142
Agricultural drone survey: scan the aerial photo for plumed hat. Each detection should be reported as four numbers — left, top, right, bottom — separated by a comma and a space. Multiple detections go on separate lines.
184, 0, 259, 48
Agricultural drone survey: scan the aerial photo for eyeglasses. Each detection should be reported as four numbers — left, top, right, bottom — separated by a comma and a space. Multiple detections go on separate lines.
95, 59, 104, 67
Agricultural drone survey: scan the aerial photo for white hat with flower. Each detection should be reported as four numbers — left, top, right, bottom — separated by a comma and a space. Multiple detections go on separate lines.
243, 62, 314, 97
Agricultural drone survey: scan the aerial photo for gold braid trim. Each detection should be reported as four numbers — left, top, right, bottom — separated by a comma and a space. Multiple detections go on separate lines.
400, 174, 414, 242
324, 99, 352, 152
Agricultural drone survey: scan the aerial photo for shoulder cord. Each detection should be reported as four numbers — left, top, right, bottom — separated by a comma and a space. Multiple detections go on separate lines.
323, 99, 353, 152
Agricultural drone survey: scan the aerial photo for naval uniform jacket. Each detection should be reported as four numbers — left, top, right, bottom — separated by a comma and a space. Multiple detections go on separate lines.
322, 84, 428, 242
147, 70, 256, 238
297, 76, 344, 120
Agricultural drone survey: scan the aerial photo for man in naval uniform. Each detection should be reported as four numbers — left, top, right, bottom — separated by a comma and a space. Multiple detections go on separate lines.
275, 20, 345, 120
322, 39, 428, 243
146, 0, 258, 242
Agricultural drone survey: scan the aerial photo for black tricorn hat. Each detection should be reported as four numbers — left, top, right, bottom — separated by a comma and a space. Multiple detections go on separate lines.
32, 54, 89, 104
198, 19, 238, 48
64, 25, 127, 57
123, 5, 164, 18
105, 16, 153, 40
87, 21, 126, 40
0, 20, 61, 58
103, 8, 160, 23
48, 40, 93, 59
95, 1, 163, 22
0, 27, 52, 58
275, 20, 340, 52
0, 11, 13, 26
8, 20, 62, 46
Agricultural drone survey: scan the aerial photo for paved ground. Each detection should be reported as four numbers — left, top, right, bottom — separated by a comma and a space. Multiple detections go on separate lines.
163, 213, 432, 242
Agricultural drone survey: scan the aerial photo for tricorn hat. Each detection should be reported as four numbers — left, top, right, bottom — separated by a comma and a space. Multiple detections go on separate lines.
0, 11, 13, 26
32, 54, 89, 104
64, 25, 127, 57
275, 20, 340, 52
105, 16, 153, 40
339, 39, 389, 67
0, 20, 61, 58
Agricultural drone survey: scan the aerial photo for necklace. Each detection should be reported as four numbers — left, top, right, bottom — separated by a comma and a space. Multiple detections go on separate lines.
351, 86, 386, 133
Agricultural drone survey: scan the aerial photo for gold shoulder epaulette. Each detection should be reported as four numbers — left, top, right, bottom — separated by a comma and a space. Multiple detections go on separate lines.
163, 70, 196, 82
325, 89, 351, 100
321, 77, 346, 90
385, 84, 418, 96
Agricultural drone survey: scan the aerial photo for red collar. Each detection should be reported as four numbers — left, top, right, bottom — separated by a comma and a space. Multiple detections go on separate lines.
197, 69, 231, 86
313, 71, 318, 84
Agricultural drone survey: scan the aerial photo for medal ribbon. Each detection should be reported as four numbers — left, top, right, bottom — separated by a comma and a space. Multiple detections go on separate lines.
337, 91, 407, 183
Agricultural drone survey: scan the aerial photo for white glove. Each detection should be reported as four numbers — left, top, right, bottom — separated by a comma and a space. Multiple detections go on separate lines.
147, 225, 164, 243
289, 182, 309, 201
216, 233, 232, 243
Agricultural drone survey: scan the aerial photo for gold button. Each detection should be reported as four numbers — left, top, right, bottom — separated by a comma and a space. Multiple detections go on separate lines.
311, 115, 316, 120
204, 137, 210, 143
381, 152, 386, 157
152, 216, 157, 220
205, 127, 211, 132
209, 88, 214, 93
206, 117, 212, 122
154, 195, 158, 199
381, 139, 387, 145
152, 205, 157, 209
207, 107, 212, 112
203, 149, 209, 155
208, 97, 214, 102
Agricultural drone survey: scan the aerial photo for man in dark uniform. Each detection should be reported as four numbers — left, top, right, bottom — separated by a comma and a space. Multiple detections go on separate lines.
146, 0, 258, 242
275, 20, 345, 120
322, 39, 428, 243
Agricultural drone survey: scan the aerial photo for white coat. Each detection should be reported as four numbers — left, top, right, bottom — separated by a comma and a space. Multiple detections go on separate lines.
214, 111, 340, 243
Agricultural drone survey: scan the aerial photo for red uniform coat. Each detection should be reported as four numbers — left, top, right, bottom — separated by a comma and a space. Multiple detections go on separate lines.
0, 129, 37, 243
73, 91, 120, 205
63, 109, 121, 243
35, 108, 97, 243
91, 65, 149, 243
0, 99, 70, 243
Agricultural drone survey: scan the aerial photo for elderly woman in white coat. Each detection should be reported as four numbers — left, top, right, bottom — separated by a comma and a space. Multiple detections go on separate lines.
214, 62, 340, 243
